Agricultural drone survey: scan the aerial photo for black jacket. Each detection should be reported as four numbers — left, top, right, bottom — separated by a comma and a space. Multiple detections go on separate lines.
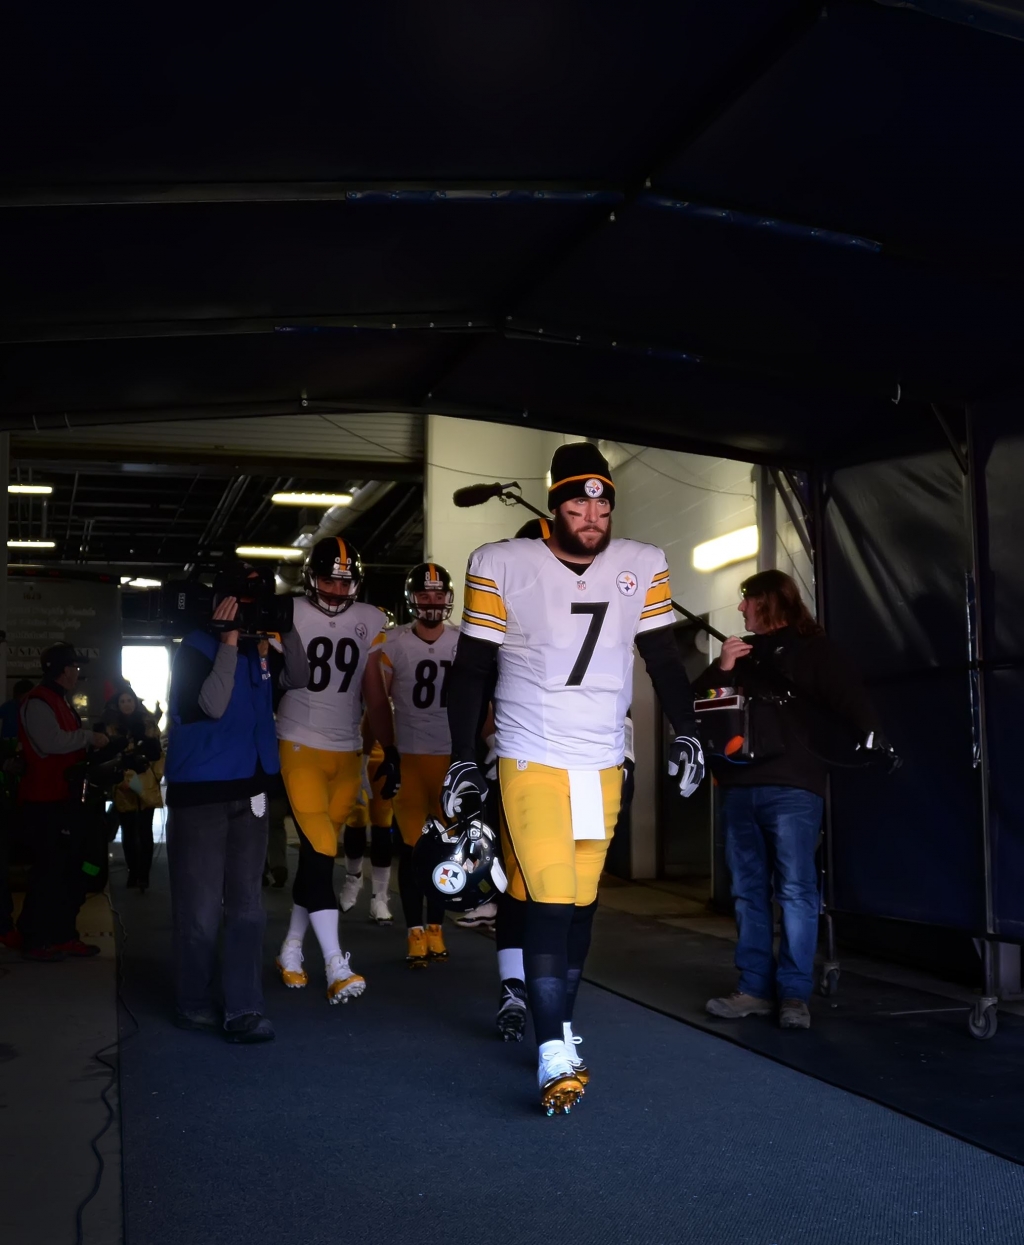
691, 626, 881, 797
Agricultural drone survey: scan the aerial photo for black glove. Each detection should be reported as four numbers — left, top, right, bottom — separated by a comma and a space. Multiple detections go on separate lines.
620, 756, 635, 812
441, 760, 490, 821
667, 735, 705, 798
372, 745, 402, 799
856, 732, 902, 774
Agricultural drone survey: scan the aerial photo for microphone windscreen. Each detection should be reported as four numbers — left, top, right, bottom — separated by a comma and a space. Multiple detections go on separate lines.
452, 482, 505, 508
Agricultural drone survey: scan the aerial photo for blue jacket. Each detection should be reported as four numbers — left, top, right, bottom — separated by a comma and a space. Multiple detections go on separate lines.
165, 630, 279, 788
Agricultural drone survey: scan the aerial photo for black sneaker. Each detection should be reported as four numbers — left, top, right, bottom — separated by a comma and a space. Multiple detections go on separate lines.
496, 978, 528, 1042
224, 1013, 275, 1044
175, 1008, 221, 1033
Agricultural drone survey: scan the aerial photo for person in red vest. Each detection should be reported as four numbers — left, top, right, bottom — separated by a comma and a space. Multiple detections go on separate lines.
17, 642, 110, 961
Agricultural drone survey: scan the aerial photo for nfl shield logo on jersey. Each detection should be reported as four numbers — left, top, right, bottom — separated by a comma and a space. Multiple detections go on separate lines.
584, 478, 604, 498
432, 862, 466, 895
617, 571, 638, 596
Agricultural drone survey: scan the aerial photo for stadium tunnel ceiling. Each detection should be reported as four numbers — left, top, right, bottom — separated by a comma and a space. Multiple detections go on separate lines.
4, 0, 1024, 470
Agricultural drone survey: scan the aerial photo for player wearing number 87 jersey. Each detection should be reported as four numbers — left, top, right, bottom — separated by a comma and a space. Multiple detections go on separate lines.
365, 563, 459, 966
274, 537, 397, 1004
445, 441, 704, 1115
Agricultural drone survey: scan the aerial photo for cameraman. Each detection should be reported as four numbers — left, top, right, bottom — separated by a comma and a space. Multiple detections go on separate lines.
164, 562, 307, 1043
16, 643, 110, 961
694, 570, 881, 1031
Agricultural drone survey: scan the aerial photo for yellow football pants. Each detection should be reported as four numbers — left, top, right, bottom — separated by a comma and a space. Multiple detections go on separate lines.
278, 742, 362, 857
346, 742, 394, 830
392, 753, 450, 847
498, 758, 623, 906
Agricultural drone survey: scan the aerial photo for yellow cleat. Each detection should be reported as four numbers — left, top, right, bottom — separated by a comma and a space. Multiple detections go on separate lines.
325, 952, 366, 1005
407, 927, 429, 969
277, 939, 308, 989
538, 1044, 585, 1116
425, 923, 448, 962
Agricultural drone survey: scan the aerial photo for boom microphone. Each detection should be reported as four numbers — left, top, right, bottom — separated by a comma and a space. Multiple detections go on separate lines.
452, 482, 511, 508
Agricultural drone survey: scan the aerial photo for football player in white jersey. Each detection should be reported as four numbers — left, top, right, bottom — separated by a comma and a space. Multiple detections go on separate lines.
444, 442, 705, 1115
366, 563, 459, 967
275, 537, 399, 1004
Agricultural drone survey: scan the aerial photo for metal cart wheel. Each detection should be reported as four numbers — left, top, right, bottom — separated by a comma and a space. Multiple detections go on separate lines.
818, 962, 840, 997
968, 999, 998, 1040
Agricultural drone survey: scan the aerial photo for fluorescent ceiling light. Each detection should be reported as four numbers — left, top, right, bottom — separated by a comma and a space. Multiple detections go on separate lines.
120, 577, 162, 588
271, 492, 352, 507
692, 525, 759, 572
8, 539, 56, 548
8, 484, 53, 495
236, 545, 305, 561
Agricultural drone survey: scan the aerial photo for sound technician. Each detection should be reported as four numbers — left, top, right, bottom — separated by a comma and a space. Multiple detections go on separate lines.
693, 569, 882, 1032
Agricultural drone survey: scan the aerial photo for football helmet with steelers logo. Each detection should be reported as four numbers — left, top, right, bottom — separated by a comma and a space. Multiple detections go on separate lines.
303, 536, 363, 616
413, 813, 507, 912
404, 561, 454, 623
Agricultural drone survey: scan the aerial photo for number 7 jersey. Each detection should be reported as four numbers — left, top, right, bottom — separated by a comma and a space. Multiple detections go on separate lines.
276, 597, 386, 752
460, 537, 674, 768
380, 622, 459, 755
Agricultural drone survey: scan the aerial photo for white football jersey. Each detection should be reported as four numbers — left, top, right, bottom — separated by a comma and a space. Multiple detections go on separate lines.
460, 537, 673, 768
276, 597, 386, 752
380, 622, 458, 756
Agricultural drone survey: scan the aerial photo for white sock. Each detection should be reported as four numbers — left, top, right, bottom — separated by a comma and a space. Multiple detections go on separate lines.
285, 905, 310, 945
371, 865, 391, 895
309, 908, 341, 961
497, 948, 525, 983
345, 856, 363, 878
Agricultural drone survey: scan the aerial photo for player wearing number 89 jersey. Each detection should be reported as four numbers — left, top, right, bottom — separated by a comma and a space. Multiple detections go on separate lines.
366, 562, 458, 966
274, 538, 397, 1004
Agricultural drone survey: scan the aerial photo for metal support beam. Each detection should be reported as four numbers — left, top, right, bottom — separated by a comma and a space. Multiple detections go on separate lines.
931, 403, 969, 475
756, 466, 777, 572
770, 468, 814, 561
10, 449, 423, 483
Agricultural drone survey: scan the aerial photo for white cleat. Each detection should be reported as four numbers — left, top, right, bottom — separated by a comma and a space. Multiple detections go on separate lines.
538, 1041, 584, 1116
563, 1022, 590, 1086
276, 938, 307, 989
369, 892, 393, 924
325, 952, 366, 1005
454, 900, 498, 929
339, 873, 363, 913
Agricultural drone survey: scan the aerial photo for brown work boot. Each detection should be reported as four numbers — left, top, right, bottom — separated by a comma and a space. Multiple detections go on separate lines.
779, 998, 811, 1029
705, 991, 773, 1020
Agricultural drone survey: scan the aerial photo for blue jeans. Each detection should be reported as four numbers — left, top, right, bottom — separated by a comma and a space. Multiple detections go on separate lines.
167, 798, 269, 1022
721, 785, 823, 1003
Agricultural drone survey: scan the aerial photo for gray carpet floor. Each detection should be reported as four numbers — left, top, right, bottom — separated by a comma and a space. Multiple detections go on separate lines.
115, 859, 1024, 1245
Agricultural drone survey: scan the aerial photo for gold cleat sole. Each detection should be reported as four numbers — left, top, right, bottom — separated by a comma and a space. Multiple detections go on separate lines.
276, 958, 308, 989
427, 950, 448, 962
327, 975, 366, 1005
406, 957, 429, 970
572, 1063, 590, 1088
540, 1074, 585, 1117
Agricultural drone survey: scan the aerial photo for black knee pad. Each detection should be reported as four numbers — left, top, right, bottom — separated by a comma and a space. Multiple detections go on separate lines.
293, 833, 338, 913
369, 824, 393, 869
342, 823, 366, 860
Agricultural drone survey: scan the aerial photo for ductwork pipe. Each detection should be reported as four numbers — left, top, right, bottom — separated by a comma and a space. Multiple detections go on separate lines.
277, 479, 395, 590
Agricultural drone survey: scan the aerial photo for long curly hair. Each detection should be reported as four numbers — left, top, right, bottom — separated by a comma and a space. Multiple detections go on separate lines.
740, 569, 823, 636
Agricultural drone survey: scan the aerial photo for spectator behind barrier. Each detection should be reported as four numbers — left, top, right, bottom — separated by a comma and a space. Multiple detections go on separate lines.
16, 643, 111, 960
103, 687, 164, 893
0, 680, 35, 950
163, 562, 307, 1044
693, 569, 883, 1032
1, 678, 34, 740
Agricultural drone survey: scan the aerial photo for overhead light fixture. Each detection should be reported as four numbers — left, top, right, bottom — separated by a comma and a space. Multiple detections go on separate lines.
8, 484, 53, 495
270, 491, 353, 507
236, 545, 306, 561
120, 576, 162, 588
8, 539, 56, 549
692, 525, 759, 572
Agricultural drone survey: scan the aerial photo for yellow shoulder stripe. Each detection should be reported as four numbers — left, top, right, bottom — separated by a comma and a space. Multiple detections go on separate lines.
467, 573, 499, 591
640, 602, 674, 620
462, 612, 506, 634
644, 582, 672, 608
464, 584, 507, 621
371, 630, 386, 647
652, 568, 670, 583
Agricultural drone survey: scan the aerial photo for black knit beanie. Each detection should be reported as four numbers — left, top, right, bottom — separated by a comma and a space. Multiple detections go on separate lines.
547, 442, 615, 512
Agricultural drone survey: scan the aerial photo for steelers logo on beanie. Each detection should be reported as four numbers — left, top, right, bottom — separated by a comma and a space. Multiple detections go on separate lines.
547, 442, 615, 513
